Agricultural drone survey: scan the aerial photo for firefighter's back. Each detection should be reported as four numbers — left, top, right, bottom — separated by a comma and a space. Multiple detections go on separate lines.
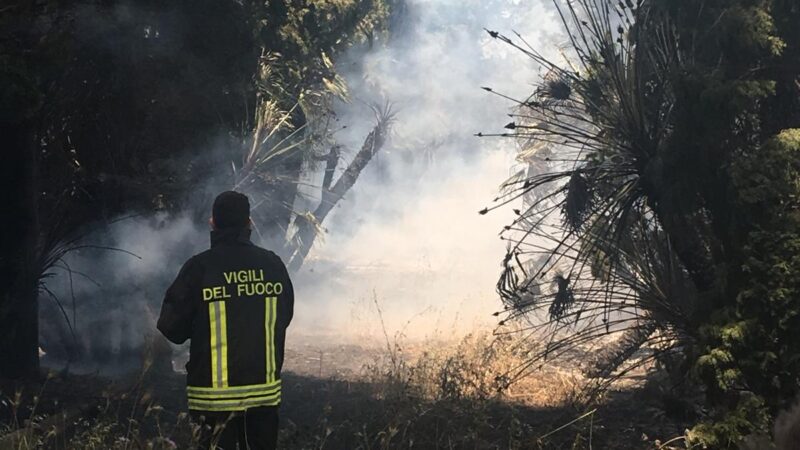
157, 191, 294, 449
186, 234, 294, 412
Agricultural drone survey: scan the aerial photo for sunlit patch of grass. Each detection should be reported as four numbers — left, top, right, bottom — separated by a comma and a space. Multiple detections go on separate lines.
361, 328, 586, 408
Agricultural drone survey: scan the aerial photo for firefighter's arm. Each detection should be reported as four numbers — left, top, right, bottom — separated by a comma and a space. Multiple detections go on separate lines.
157, 257, 200, 344
277, 257, 294, 328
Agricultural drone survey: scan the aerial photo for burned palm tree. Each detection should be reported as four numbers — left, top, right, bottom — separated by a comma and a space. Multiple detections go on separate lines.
480, 0, 705, 392
231, 50, 396, 269
287, 102, 395, 271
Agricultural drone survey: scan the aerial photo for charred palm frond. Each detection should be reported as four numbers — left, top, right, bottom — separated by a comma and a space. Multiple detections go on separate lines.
563, 171, 593, 231
545, 77, 572, 101
549, 274, 575, 319
493, 205, 699, 383
539, 72, 574, 106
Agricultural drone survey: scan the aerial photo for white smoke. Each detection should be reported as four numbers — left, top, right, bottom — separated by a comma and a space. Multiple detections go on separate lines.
292, 0, 561, 341
40, 0, 563, 369
40, 214, 206, 370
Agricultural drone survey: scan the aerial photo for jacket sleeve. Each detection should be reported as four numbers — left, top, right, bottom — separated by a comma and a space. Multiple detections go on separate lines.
157, 257, 201, 344
277, 256, 294, 329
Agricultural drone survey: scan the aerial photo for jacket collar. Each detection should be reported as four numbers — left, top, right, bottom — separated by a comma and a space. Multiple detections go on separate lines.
210, 227, 253, 248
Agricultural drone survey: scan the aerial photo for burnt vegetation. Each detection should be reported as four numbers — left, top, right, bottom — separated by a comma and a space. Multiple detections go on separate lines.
481, 0, 800, 447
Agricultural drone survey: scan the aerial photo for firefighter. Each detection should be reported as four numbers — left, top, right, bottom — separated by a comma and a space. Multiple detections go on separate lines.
157, 191, 294, 450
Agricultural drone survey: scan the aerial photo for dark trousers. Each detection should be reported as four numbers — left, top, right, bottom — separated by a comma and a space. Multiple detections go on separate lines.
192, 406, 279, 450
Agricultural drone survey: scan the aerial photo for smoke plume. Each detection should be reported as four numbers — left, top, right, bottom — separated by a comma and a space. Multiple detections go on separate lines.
41, 0, 562, 370
291, 0, 560, 340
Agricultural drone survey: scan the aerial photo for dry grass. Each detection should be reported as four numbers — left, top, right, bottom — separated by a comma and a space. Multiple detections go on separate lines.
0, 370, 199, 449
359, 329, 586, 409
277, 326, 594, 449
1, 324, 699, 449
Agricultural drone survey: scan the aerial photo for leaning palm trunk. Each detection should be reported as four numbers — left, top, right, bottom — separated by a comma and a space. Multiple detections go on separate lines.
287, 104, 394, 271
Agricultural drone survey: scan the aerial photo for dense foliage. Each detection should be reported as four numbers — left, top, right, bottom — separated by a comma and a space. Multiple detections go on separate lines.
488, 0, 800, 446
0, 0, 394, 378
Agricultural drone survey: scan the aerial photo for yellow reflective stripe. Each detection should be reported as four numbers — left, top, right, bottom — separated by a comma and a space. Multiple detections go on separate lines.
187, 381, 281, 399
187, 379, 281, 394
219, 302, 228, 388
264, 297, 272, 384
265, 296, 277, 382
209, 302, 219, 388
188, 393, 280, 411
209, 301, 229, 388
188, 389, 279, 401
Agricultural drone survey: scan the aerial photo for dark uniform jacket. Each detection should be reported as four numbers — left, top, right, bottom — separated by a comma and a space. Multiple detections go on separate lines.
157, 227, 294, 413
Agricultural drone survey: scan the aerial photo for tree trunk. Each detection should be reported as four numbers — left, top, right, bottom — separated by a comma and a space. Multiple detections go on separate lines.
287, 112, 391, 272
0, 119, 41, 379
